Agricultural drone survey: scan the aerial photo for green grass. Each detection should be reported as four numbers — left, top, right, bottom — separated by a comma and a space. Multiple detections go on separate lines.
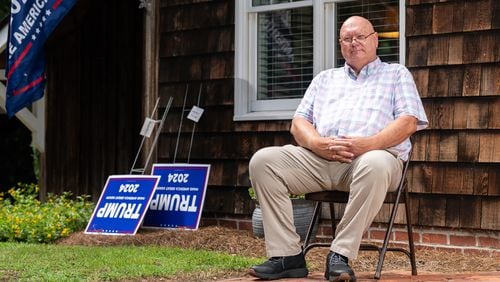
0, 184, 262, 280
0, 242, 262, 281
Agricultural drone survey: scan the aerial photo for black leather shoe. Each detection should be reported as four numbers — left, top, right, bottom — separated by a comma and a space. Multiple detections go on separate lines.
324, 251, 356, 281
249, 252, 308, 280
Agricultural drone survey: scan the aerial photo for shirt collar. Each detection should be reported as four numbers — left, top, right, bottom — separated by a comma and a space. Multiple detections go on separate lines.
344, 57, 381, 80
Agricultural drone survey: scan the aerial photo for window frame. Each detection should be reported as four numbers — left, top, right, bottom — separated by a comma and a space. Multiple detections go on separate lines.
234, 0, 406, 121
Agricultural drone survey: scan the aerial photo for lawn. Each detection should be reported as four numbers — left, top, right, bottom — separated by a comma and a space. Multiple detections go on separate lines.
0, 242, 261, 281
0, 184, 263, 281
1, 184, 498, 281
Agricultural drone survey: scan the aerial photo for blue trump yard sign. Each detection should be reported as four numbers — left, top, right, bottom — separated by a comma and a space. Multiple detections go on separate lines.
142, 164, 211, 230
85, 175, 160, 235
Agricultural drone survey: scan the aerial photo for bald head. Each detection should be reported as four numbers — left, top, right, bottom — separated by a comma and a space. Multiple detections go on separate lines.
340, 16, 374, 35
339, 16, 378, 74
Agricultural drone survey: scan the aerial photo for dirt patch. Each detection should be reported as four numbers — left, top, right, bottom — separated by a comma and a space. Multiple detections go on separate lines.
58, 226, 499, 280
58, 226, 265, 258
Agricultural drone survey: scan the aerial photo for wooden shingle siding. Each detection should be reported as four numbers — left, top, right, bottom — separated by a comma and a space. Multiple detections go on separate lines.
158, 132, 292, 161
37, 0, 499, 235
159, 53, 233, 82
412, 64, 499, 98
494, 0, 500, 29
161, 1, 233, 31
157, 0, 287, 214
159, 80, 234, 108
409, 163, 499, 195
412, 194, 484, 229
156, 0, 499, 228
407, 33, 499, 66
481, 198, 500, 229
463, 0, 492, 31
423, 99, 498, 129
407, 0, 499, 230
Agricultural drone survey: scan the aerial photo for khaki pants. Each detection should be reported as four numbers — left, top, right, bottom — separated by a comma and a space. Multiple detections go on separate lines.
249, 145, 403, 259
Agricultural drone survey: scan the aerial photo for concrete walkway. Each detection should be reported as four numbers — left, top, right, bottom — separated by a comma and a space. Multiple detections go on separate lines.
222, 271, 500, 281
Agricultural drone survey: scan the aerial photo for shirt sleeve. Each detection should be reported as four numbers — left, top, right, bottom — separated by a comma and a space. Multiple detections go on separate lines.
294, 70, 324, 123
393, 66, 429, 131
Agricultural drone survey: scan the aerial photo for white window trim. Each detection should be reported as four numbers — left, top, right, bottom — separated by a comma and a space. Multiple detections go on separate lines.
399, 0, 406, 64
235, 1, 317, 121
234, 0, 406, 121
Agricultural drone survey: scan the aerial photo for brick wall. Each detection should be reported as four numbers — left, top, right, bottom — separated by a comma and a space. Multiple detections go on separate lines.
364, 224, 499, 257
201, 216, 500, 257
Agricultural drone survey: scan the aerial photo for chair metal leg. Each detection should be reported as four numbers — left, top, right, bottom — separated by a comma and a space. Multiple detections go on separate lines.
329, 202, 336, 236
405, 188, 417, 276
303, 201, 321, 255
374, 182, 405, 279
374, 186, 417, 279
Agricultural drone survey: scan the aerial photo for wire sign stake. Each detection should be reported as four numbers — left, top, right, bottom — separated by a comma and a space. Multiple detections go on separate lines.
130, 96, 173, 174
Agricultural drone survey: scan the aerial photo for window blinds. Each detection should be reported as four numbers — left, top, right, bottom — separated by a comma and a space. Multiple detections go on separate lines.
256, 7, 313, 100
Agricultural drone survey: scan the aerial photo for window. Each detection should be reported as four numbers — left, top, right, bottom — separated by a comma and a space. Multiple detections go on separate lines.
335, 1, 401, 67
235, 0, 404, 121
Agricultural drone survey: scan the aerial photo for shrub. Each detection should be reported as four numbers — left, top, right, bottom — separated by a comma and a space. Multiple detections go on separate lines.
0, 183, 94, 243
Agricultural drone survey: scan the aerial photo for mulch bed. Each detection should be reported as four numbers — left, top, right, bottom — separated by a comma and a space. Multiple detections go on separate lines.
57, 226, 499, 280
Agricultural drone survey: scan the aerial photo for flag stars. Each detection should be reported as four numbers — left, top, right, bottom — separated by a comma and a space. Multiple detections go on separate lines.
34, 11, 50, 40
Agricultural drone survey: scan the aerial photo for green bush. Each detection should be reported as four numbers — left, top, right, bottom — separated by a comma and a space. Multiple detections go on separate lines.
0, 183, 94, 243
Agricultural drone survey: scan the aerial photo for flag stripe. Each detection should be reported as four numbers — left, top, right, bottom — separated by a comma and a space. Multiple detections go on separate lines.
12, 75, 45, 97
7, 42, 33, 79
52, 0, 63, 9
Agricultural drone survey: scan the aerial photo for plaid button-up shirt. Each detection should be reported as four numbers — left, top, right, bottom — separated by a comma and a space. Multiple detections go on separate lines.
294, 58, 428, 161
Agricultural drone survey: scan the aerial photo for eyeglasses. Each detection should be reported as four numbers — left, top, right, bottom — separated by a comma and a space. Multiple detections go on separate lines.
339, 31, 376, 44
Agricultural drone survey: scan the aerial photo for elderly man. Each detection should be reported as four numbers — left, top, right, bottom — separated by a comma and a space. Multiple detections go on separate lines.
248, 16, 428, 281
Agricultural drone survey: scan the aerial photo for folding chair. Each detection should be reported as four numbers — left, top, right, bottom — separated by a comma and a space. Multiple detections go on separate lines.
302, 147, 417, 279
